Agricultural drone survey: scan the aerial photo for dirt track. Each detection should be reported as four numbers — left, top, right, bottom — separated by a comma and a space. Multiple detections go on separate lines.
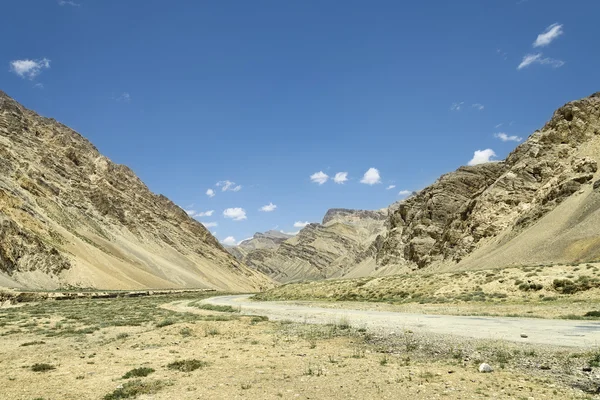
200, 294, 600, 348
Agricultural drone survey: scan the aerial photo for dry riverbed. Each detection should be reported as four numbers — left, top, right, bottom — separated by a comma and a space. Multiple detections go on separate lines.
1, 293, 599, 399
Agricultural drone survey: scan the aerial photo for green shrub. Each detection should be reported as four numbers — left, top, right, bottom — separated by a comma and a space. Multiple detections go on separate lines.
104, 379, 164, 399
122, 367, 155, 379
167, 359, 209, 372
31, 363, 55, 372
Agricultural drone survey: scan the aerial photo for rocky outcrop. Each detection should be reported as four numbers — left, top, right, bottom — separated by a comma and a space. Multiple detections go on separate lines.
238, 209, 388, 282
0, 90, 273, 291
378, 92, 600, 270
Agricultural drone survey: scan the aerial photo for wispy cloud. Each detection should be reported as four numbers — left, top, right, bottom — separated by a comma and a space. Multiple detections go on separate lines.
333, 172, 348, 184
293, 221, 310, 228
533, 23, 564, 47
496, 48, 508, 60
197, 210, 214, 217
201, 221, 218, 228
260, 202, 277, 212
9, 58, 51, 79
216, 180, 241, 192
494, 132, 522, 142
33, 83, 44, 89
310, 171, 329, 185
360, 168, 381, 185
398, 190, 412, 197
386, 185, 396, 190
223, 208, 247, 221
58, 0, 80, 6
116, 92, 131, 102
222, 236, 236, 246
472, 103, 484, 111
206, 189, 215, 198
468, 149, 497, 166
517, 53, 564, 70
450, 102, 464, 111
495, 123, 503, 129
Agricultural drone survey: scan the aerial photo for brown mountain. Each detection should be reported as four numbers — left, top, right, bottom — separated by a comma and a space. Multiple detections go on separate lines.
239, 92, 600, 283
234, 208, 389, 283
0, 90, 272, 291
377, 92, 600, 272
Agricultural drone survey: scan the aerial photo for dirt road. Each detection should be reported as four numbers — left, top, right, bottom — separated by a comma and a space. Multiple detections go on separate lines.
201, 294, 600, 348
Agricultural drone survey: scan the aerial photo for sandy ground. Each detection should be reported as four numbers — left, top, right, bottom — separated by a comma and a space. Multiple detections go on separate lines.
0, 294, 598, 399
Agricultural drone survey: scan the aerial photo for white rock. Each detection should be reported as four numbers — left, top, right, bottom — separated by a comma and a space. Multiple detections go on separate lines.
478, 363, 493, 373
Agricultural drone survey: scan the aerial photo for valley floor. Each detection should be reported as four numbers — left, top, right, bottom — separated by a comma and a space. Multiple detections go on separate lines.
0, 293, 599, 399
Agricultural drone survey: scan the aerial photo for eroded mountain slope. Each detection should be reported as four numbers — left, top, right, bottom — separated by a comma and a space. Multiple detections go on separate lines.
236, 208, 388, 283
378, 92, 600, 271
0, 91, 272, 291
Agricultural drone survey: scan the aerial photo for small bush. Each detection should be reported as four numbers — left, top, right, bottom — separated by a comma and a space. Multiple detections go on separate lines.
31, 363, 55, 372
156, 319, 176, 328
584, 311, 600, 318
195, 303, 239, 313
122, 367, 155, 379
104, 379, 164, 400
167, 359, 209, 372
21, 341, 45, 347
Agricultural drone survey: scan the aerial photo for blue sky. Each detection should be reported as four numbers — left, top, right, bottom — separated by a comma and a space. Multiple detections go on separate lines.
3, 0, 599, 245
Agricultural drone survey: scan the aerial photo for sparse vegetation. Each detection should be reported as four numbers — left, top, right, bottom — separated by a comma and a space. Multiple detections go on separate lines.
31, 363, 55, 372
122, 367, 155, 379
167, 359, 209, 372
103, 379, 165, 399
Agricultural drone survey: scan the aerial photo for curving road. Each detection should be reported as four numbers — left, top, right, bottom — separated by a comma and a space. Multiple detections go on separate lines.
201, 294, 600, 348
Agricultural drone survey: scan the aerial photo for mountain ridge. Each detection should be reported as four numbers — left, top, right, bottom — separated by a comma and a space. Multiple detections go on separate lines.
0, 90, 273, 291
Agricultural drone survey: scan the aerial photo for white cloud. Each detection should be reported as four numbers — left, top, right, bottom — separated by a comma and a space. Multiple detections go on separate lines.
280, 230, 299, 236
197, 210, 214, 217
9, 58, 51, 79
495, 123, 503, 129
533, 23, 564, 48
494, 132, 523, 142
201, 221, 218, 228
360, 168, 381, 185
116, 92, 131, 102
294, 221, 310, 228
450, 102, 464, 111
58, 0, 80, 6
472, 103, 484, 111
386, 185, 396, 190
468, 149, 497, 166
206, 189, 215, 198
216, 180, 242, 192
33, 83, 44, 89
310, 171, 329, 185
223, 207, 247, 221
333, 172, 348, 184
398, 190, 412, 197
222, 236, 236, 246
185, 209, 197, 216
517, 53, 564, 70
260, 202, 277, 212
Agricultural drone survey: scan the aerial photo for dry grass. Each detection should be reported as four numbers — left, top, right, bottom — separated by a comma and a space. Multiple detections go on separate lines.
0, 292, 596, 399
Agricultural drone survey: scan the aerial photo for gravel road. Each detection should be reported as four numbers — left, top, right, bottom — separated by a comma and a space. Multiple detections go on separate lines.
202, 294, 600, 348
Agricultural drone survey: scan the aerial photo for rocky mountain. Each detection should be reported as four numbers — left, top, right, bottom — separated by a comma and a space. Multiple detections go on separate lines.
378, 92, 600, 271
0, 90, 273, 291
226, 230, 293, 260
237, 92, 600, 283
235, 208, 389, 282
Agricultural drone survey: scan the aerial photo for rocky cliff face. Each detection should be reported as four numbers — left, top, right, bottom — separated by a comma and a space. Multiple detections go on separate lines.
237, 209, 388, 282
378, 92, 600, 271
0, 91, 272, 291
243, 92, 600, 283
226, 230, 292, 262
